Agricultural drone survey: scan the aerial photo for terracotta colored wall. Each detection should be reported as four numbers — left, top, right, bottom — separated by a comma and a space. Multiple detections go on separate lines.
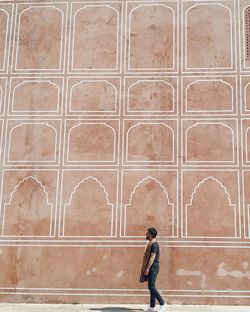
0, 0, 249, 306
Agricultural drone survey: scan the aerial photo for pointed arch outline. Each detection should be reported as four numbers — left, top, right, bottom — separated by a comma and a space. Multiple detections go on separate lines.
126, 122, 174, 163
2, 175, 53, 237
66, 176, 112, 206
127, 80, 174, 113
124, 176, 174, 237
62, 176, 114, 237
185, 176, 238, 238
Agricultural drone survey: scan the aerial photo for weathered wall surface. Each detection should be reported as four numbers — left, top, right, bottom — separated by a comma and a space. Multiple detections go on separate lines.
0, 0, 249, 305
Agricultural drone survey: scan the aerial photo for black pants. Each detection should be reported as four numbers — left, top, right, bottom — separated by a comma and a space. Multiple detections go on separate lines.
148, 264, 165, 308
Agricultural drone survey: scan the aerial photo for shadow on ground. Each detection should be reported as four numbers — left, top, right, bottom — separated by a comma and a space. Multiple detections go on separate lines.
89, 308, 143, 312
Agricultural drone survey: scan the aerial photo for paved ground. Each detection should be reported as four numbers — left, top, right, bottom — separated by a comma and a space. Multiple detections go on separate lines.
0, 304, 248, 312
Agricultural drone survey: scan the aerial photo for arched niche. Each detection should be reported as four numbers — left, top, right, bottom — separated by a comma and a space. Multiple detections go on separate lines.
9, 123, 57, 162
186, 177, 237, 237
3, 176, 53, 236
186, 4, 232, 69
12, 81, 59, 112
70, 80, 116, 112
16, 6, 63, 69
125, 177, 174, 237
63, 177, 113, 236
186, 123, 234, 162
68, 123, 115, 162
73, 5, 118, 69
186, 80, 233, 112
129, 4, 174, 69
128, 80, 174, 112
127, 123, 174, 162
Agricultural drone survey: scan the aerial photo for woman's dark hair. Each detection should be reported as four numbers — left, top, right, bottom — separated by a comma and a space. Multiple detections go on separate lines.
147, 227, 157, 238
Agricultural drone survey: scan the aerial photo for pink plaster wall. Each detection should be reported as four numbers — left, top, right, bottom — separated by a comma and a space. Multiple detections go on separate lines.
0, 0, 249, 306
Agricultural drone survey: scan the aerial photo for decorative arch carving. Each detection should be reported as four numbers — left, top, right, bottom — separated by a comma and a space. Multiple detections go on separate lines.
2, 176, 53, 236
125, 176, 174, 236
63, 176, 113, 236
185, 176, 237, 237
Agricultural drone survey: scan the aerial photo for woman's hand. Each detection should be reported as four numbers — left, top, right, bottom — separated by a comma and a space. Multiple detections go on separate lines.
145, 268, 150, 276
